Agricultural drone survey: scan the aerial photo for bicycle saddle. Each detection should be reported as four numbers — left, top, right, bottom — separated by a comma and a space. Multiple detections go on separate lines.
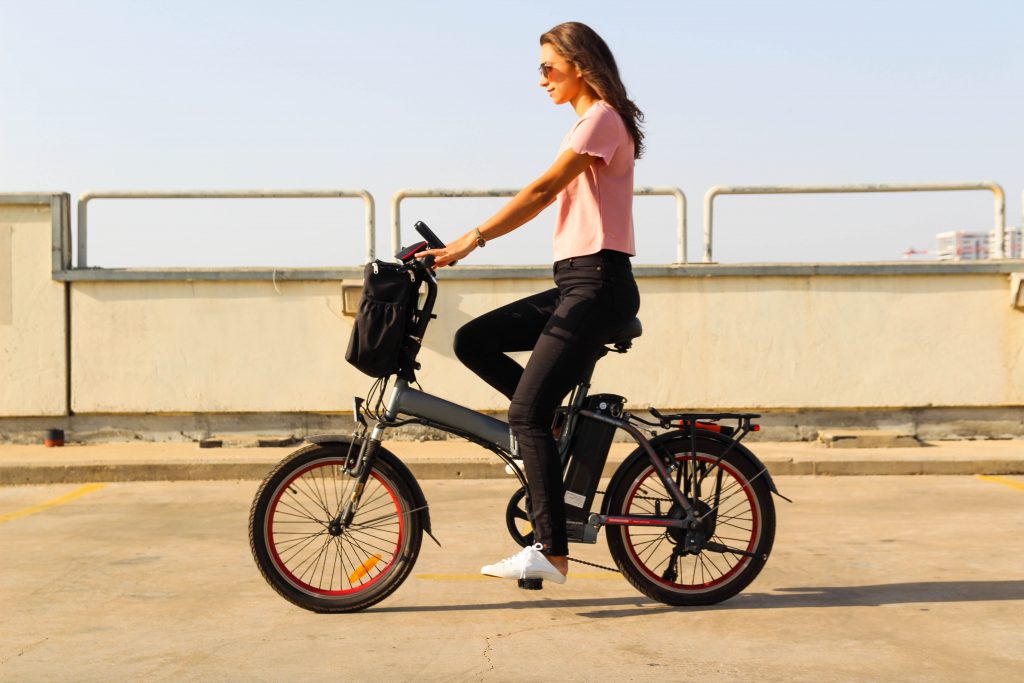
607, 317, 643, 352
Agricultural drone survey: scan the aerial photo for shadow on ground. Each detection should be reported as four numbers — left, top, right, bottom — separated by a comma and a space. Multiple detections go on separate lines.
367, 580, 1024, 617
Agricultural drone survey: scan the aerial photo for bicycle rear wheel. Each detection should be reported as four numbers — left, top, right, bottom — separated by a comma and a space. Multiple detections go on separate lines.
605, 436, 775, 606
249, 442, 422, 613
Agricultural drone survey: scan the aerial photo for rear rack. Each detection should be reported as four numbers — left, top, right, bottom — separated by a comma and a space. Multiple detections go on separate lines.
637, 407, 761, 439
628, 408, 766, 495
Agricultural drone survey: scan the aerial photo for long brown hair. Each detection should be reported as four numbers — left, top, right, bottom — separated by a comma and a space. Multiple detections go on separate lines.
540, 22, 645, 159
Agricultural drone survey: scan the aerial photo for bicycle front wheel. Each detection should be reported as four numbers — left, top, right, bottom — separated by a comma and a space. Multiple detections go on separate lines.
249, 442, 422, 613
605, 436, 775, 606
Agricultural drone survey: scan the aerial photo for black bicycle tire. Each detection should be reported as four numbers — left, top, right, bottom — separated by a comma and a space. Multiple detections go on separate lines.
249, 442, 423, 613
605, 436, 775, 606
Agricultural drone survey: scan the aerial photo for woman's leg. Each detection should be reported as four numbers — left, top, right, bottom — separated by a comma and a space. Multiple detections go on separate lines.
453, 287, 560, 401
508, 272, 639, 561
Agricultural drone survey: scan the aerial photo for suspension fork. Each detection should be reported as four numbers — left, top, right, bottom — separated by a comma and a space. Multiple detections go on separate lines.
339, 384, 401, 527
339, 432, 382, 527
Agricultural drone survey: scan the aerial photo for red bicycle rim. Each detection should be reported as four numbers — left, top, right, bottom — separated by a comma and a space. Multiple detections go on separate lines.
266, 460, 405, 597
623, 454, 760, 592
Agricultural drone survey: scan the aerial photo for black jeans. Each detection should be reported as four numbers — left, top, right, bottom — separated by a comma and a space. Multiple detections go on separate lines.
454, 250, 641, 555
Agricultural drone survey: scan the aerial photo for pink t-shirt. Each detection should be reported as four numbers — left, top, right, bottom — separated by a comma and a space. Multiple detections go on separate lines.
553, 100, 636, 261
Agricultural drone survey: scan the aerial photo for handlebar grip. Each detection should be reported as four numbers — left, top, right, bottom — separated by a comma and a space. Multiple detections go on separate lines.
419, 254, 437, 269
414, 221, 447, 249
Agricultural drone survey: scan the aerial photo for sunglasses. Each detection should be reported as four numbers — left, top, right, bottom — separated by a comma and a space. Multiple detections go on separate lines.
538, 60, 573, 78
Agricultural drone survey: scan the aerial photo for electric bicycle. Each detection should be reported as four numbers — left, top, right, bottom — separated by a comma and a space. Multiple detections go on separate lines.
249, 222, 786, 612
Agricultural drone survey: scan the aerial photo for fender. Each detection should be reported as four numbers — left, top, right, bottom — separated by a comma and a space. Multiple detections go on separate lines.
305, 434, 437, 543
601, 429, 788, 515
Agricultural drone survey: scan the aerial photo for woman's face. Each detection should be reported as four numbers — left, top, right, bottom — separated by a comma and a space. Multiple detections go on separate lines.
538, 42, 584, 105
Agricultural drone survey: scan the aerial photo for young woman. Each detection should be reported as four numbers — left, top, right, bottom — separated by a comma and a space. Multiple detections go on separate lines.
422, 21, 644, 584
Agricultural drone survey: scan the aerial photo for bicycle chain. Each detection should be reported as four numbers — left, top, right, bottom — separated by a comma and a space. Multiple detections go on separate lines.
596, 489, 673, 504
565, 490, 621, 573
568, 556, 620, 573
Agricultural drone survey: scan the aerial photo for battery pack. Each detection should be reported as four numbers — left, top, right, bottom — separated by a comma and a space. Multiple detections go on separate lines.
563, 394, 625, 529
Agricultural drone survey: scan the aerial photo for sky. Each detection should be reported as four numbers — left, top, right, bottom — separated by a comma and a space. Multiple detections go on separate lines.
2, 0, 1022, 267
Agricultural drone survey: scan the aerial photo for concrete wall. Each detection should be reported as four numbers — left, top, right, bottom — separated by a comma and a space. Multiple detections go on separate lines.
0, 196, 68, 417
70, 279, 360, 412
69, 266, 1024, 414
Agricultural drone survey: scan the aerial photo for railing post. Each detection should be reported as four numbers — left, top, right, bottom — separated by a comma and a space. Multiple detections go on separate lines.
77, 196, 90, 268
703, 187, 720, 263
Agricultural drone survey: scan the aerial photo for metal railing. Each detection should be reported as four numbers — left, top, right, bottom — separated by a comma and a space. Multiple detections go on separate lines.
76, 190, 376, 268
703, 182, 1007, 263
390, 186, 688, 263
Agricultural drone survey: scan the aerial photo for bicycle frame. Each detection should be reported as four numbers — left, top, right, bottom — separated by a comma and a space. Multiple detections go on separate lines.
359, 375, 705, 538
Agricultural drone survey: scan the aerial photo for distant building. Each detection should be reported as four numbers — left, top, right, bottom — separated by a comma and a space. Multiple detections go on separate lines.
996, 227, 1023, 259
937, 231, 989, 260
936, 228, 1021, 260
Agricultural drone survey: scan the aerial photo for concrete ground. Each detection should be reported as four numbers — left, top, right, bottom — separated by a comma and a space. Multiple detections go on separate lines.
1, 475, 1022, 682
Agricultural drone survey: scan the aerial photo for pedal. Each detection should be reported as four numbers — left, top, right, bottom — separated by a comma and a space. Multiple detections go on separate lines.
517, 577, 543, 590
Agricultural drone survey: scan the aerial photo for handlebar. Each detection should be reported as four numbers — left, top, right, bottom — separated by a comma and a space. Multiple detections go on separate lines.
396, 220, 457, 268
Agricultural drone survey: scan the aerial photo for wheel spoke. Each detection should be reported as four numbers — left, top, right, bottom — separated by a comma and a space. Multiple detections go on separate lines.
273, 529, 327, 550
352, 510, 402, 529
343, 532, 391, 580
337, 536, 361, 590
276, 496, 327, 525
279, 529, 329, 566
630, 534, 668, 550
295, 536, 334, 584
701, 549, 726, 577
292, 478, 333, 519
356, 484, 389, 510
343, 532, 398, 557
639, 533, 668, 565
346, 527, 399, 546
354, 497, 396, 520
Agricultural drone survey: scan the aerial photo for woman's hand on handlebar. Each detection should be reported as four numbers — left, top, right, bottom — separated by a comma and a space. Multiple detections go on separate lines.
420, 230, 478, 268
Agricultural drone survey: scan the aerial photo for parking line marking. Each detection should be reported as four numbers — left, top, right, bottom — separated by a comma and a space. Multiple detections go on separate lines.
415, 572, 618, 581
976, 475, 1024, 492
0, 483, 107, 525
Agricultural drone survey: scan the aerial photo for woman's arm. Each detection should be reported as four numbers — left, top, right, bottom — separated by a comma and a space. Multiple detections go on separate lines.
422, 149, 599, 267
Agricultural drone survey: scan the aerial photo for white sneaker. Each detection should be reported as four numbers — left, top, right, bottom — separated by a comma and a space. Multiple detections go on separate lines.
481, 543, 567, 584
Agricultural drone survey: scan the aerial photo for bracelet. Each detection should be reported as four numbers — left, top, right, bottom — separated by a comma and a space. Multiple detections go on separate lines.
473, 227, 486, 248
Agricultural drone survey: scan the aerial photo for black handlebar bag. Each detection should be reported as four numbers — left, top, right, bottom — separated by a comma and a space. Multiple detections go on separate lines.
345, 260, 421, 378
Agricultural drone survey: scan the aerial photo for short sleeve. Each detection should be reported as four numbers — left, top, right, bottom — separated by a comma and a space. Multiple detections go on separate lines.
568, 106, 623, 165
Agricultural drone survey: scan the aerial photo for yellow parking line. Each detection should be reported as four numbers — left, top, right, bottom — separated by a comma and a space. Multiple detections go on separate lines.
976, 475, 1024, 492
0, 483, 107, 524
416, 572, 618, 581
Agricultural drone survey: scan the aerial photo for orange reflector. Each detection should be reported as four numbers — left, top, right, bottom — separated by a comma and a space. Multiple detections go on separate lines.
348, 554, 382, 583
676, 420, 723, 432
